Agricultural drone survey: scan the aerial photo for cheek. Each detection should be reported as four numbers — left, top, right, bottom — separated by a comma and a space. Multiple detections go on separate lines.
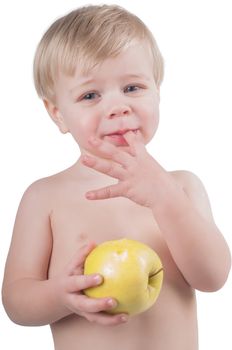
141, 100, 159, 142
57, 100, 99, 149
70, 115, 100, 152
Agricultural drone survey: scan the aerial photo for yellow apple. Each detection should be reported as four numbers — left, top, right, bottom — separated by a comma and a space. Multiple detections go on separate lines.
84, 238, 163, 315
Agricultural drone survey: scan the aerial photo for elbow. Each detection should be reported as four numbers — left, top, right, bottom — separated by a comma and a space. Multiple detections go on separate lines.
193, 253, 231, 292
2, 288, 20, 325
2, 285, 30, 326
2, 298, 36, 326
195, 275, 229, 293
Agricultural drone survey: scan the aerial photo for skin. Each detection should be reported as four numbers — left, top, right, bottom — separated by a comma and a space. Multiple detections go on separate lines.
2, 42, 231, 350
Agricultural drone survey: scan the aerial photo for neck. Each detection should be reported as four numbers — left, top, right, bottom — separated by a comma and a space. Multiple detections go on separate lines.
72, 155, 117, 185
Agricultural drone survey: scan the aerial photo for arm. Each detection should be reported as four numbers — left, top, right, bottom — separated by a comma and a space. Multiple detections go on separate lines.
2, 181, 58, 326
149, 170, 231, 292
2, 181, 127, 326
81, 132, 231, 292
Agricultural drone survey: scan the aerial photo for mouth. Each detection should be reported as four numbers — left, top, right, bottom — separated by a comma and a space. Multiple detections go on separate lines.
104, 129, 139, 146
106, 129, 138, 136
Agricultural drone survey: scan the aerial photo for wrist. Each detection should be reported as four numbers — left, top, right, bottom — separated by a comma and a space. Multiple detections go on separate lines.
49, 275, 74, 320
150, 180, 188, 221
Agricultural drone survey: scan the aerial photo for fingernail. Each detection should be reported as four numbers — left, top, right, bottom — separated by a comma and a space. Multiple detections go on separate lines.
93, 274, 102, 284
107, 299, 117, 308
82, 155, 90, 163
82, 156, 97, 169
120, 315, 128, 322
86, 192, 95, 199
89, 137, 100, 146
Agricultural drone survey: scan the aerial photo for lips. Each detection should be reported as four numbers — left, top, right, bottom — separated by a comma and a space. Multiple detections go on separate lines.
106, 129, 138, 137
104, 129, 139, 146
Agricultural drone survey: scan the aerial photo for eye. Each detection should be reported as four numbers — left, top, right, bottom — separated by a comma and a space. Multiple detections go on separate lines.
82, 92, 98, 100
124, 85, 140, 93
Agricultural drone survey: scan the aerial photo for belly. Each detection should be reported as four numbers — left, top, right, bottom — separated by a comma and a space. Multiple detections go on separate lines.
51, 283, 198, 350
49, 200, 198, 349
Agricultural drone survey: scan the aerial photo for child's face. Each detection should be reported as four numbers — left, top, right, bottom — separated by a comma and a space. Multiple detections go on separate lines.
49, 42, 160, 156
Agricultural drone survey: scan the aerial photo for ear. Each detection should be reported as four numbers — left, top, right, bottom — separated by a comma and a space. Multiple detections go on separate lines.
43, 99, 69, 134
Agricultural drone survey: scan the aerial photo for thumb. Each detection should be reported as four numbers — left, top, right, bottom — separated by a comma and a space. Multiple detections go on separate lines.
66, 241, 96, 275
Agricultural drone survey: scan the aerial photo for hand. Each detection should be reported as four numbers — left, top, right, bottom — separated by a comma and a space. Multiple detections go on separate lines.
82, 131, 174, 208
55, 242, 128, 326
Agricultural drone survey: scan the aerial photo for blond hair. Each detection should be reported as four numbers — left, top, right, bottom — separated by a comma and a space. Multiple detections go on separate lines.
33, 4, 164, 102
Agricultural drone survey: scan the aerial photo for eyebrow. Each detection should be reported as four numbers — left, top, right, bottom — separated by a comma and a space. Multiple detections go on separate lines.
70, 73, 150, 94
70, 78, 96, 94
123, 73, 150, 81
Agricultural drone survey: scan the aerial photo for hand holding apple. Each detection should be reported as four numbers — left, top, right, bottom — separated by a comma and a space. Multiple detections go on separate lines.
84, 238, 163, 316
53, 241, 129, 326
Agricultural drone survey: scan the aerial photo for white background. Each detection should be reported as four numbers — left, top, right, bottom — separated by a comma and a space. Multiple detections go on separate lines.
0, 0, 231, 349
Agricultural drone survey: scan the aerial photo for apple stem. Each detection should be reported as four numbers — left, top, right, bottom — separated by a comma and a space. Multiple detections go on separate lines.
149, 268, 163, 278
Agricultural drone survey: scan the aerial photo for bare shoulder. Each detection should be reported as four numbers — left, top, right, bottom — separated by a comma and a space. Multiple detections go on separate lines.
169, 170, 215, 222
4, 169, 73, 283
170, 170, 205, 193
22, 168, 72, 204
19, 179, 54, 215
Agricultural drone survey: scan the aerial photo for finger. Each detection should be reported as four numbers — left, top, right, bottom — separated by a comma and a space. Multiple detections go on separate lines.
82, 155, 126, 180
67, 242, 96, 275
88, 137, 132, 167
67, 274, 103, 293
123, 130, 145, 155
72, 294, 118, 313
83, 311, 128, 326
86, 182, 126, 200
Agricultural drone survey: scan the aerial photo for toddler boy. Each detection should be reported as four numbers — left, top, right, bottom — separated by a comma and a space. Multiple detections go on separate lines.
2, 5, 231, 350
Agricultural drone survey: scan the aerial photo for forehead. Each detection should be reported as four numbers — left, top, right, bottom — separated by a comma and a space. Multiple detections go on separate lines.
76, 43, 153, 82
55, 42, 154, 96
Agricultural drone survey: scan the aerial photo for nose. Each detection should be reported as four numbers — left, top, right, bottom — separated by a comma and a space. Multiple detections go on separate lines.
107, 104, 132, 119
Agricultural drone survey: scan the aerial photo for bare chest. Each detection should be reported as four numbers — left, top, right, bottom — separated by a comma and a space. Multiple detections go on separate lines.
48, 195, 181, 286
48, 190, 198, 350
